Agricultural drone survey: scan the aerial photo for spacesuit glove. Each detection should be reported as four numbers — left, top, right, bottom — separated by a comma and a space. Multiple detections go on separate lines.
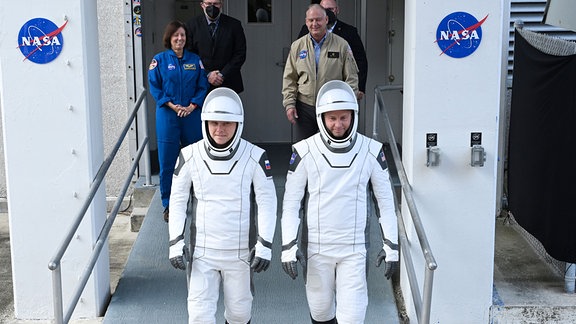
281, 245, 306, 280
376, 247, 399, 280
250, 241, 271, 273
169, 239, 186, 270
384, 261, 399, 280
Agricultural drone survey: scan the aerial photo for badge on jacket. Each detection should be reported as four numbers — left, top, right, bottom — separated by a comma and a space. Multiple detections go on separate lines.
327, 52, 340, 58
184, 64, 197, 70
149, 59, 157, 70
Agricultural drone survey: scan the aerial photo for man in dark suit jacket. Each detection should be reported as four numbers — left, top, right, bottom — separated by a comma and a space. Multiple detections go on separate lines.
298, 0, 368, 100
187, 0, 247, 93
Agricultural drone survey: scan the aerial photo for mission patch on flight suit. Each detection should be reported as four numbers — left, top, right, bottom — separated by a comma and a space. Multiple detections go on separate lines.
258, 152, 273, 178
288, 149, 303, 172
376, 146, 388, 170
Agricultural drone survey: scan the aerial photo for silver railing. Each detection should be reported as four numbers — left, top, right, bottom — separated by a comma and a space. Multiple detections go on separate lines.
373, 85, 438, 324
48, 88, 151, 324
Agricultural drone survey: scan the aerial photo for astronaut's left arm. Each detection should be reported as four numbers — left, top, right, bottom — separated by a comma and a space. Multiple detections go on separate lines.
251, 150, 278, 261
369, 144, 399, 263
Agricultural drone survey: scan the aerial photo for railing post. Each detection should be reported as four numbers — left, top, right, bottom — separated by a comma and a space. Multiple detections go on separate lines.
421, 267, 435, 324
51, 265, 64, 324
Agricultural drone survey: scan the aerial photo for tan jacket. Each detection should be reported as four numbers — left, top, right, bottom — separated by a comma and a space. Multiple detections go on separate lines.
282, 32, 359, 108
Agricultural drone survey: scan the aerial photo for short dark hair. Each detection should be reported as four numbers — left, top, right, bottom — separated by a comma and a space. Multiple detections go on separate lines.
162, 20, 188, 49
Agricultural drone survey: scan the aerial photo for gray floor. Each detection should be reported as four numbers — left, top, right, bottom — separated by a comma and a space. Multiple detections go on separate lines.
105, 143, 400, 323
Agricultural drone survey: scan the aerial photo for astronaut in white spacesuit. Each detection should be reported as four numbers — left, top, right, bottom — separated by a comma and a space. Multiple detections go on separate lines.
168, 87, 277, 324
281, 80, 399, 324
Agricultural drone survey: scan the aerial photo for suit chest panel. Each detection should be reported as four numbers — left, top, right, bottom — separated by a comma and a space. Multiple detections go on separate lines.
305, 139, 372, 191
190, 147, 254, 199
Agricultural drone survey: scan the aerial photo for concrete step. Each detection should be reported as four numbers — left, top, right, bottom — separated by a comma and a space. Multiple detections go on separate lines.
129, 175, 158, 232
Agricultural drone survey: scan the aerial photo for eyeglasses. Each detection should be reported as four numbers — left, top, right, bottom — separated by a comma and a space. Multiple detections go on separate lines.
203, 1, 222, 6
324, 7, 337, 12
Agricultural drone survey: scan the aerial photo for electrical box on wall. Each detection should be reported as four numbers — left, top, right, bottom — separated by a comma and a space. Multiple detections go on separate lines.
470, 132, 486, 167
426, 133, 440, 167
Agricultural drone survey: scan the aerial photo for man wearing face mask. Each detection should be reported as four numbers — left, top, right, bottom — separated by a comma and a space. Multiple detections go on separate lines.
187, 0, 247, 93
298, 0, 368, 101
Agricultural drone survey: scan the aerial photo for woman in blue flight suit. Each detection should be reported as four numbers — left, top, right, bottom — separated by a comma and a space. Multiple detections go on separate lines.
148, 20, 209, 222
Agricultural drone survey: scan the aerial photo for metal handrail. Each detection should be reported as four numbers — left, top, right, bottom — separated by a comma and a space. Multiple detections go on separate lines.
48, 89, 150, 324
373, 85, 438, 324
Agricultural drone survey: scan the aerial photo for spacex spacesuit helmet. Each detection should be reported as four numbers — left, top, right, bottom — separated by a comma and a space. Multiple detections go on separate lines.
201, 87, 244, 158
316, 80, 358, 149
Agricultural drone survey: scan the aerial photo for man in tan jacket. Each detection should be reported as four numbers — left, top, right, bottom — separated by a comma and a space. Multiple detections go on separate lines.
282, 4, 358, 142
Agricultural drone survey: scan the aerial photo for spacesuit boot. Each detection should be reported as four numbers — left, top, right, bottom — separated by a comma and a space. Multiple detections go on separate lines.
310, 316, 337, 324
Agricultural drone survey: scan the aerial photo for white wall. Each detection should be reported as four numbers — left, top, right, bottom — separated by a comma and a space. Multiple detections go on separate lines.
0, 0, 131, 209
401, 1, 509, 322
0, 0, 116, 319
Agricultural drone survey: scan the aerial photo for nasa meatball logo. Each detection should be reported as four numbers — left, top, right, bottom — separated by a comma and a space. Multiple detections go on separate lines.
435, 12, 488, 58
18, 18, 68, 64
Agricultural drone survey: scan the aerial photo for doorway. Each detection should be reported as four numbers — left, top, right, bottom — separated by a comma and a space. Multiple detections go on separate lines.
141, 0, 402, 145
227, 0, 301, 143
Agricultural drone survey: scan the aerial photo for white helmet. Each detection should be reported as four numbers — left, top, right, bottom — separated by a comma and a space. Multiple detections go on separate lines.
316, 80, 358, 149
201, 87, 244, 158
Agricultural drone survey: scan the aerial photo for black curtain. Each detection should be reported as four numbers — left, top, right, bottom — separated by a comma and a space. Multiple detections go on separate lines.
508, 31, 576, 263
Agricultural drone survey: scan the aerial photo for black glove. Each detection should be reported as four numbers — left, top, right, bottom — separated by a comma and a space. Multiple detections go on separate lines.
170, 255, 186, 270
376, 248, 398, 280
169, 241, 188, 270
249, 247, 271, 273
384, 261, 399, 280
282, 249, 306, 280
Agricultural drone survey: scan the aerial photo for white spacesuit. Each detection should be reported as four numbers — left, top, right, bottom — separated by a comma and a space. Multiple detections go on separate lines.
281, 80, 399, 324
168, 88, 277, 324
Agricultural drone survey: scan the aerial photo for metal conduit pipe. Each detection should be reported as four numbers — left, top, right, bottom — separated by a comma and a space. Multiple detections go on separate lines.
136, 88, 152, 186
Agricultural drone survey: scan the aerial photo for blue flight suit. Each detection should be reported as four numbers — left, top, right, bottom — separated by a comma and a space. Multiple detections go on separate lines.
148, 49, 209, 208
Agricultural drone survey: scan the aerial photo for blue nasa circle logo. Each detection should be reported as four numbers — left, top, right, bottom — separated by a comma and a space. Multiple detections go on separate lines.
18, 18, 67, 64
435, 12, 488, 58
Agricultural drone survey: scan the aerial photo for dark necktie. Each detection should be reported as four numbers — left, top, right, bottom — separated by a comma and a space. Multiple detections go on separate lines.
209, 22, 216, 39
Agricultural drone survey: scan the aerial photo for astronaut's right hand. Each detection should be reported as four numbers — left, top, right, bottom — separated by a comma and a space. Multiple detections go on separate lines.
169, 239, 186, 270
281, 245, 306, 280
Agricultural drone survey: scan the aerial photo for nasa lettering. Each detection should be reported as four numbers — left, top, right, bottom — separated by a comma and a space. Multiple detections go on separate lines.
435, 12, 488, 59
18, 18, 67, 64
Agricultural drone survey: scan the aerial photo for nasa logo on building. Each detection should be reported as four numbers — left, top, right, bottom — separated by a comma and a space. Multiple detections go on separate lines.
435, 12, 488, 58
18, 18, 67, 64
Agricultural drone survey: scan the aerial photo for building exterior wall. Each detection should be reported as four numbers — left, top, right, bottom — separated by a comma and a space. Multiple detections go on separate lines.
97, 0, 131, 200
0, 0, 130, 206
